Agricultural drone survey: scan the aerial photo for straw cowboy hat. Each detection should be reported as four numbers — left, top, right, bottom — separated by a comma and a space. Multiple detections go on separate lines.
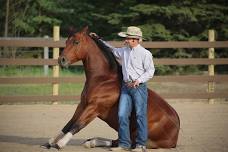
118, 26, 143, 41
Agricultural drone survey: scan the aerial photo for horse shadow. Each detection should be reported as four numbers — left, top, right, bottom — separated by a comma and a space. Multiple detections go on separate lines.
0, 134, 85, 146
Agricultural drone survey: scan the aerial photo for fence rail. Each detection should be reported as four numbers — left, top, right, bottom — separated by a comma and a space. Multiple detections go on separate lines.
0, 29, 228, 103
0, 92, 227, 104
0, 75, 228, 84
0, 38, 228, 48
1, 58, 228, 65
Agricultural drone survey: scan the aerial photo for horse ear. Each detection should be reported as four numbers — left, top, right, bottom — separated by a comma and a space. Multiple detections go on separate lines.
81, 26, 89, 34
68, 26, 77, 38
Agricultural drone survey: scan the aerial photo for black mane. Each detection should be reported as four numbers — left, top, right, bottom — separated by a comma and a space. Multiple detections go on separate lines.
90, 36, 119, 71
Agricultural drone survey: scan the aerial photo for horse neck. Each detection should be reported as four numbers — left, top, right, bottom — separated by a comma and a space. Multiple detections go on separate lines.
82, 42, 115, 80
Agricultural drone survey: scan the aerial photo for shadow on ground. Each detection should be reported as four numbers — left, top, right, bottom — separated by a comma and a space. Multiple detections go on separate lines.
0, 135, 85, 146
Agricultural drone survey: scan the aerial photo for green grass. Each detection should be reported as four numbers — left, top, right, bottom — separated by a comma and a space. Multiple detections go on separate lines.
0, 66, 84, 97
0, 83, 84, 96
0, 66, 84, 77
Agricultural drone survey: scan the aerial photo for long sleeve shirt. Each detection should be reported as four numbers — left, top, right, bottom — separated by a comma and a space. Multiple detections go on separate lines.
100, 40, 155, 83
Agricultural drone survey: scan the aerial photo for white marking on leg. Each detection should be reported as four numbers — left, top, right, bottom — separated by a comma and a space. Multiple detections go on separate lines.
83, 137, 112, 148
95, 137, 112, 147
48, 131, 64, 146
83, 139, 96, 148
56, 132, 73, 148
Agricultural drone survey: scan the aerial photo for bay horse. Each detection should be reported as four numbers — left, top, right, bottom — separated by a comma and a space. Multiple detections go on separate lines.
42, 26, 180, 150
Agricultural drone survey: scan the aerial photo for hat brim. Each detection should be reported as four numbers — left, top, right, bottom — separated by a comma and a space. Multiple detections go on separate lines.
118, 32, 141, 39
118, 32, 127, 37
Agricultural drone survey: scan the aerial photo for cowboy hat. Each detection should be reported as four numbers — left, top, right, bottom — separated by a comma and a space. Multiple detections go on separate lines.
118, 26, 143, 40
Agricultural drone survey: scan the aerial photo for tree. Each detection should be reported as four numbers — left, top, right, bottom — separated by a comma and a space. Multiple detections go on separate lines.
4, 0, 9, 37
0, 0, 66, 37
0, 0, 227, 73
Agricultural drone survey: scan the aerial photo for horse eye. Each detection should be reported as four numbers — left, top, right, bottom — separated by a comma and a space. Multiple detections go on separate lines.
73, 40, 80, 45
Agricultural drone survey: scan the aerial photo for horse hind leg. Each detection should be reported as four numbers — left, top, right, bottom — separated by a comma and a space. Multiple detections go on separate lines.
146, 138, 178, 149
146, 131, 179, 149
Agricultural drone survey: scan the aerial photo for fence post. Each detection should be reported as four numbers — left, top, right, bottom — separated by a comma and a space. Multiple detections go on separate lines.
208, 29, 215, 104
52, 26, 60, 103
44, 35, 49, 76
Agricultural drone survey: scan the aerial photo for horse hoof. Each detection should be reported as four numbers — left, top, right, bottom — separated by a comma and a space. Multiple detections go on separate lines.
83, 139, 96, 148
40, 143, 51, 149
52, 144, 61, 150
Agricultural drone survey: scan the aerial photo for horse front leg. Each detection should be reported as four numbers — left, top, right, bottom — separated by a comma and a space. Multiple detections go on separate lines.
83, 103, 119, 148
55, 104, 98, 149
83, 137, 113, 148
41, 102, 85, 149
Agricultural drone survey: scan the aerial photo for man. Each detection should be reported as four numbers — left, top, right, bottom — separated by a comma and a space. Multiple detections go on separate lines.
90, 26, 155, 152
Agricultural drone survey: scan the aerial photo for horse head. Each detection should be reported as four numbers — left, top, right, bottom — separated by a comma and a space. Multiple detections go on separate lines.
58, 26, 90, 68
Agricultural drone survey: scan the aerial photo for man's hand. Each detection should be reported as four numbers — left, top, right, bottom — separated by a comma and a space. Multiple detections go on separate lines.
89, 32, 100, 39
126, 80, 140, 88
133, 80, 140, 88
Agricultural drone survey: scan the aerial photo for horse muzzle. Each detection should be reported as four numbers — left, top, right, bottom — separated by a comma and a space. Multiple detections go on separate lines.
58, 56, 70, 68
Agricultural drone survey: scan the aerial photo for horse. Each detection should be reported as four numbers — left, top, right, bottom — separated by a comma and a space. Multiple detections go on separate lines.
41, 26, 180, 150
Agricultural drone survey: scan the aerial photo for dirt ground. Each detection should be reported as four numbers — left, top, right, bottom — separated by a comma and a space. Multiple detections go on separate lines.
0, 102, 228, 152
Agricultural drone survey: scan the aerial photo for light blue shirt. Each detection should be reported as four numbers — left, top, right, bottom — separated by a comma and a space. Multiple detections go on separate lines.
101, 40, 155, 83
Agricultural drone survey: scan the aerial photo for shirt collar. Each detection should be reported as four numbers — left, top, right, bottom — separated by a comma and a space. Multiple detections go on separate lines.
131, 44, 140, 51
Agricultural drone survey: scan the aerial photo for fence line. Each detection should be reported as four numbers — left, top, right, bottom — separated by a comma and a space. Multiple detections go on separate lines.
0, 75, 228, 84
0, 38, 228, 48
1, 58, 228, 65
0, 93, 227, 104
0, 28, 228, 103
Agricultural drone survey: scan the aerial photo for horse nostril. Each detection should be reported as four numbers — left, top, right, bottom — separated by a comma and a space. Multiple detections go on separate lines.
61, 57, 66, 64
58, 56, 68, 67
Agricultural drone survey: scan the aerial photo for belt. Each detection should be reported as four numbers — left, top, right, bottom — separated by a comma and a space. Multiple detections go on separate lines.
123, 81, 143, 87
124, 80, 132, 83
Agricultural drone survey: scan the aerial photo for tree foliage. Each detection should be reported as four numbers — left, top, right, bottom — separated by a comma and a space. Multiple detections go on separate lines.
0, 0, 227, 73
0, 0, 65, 36
1, 0, 227, 39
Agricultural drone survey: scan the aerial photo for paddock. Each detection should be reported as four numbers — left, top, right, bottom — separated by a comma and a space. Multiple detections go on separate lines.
0, 28, 228, 151
0, 102, 228, 152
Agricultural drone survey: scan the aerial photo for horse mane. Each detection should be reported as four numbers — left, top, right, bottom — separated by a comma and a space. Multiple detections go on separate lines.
90, 36, 119, 71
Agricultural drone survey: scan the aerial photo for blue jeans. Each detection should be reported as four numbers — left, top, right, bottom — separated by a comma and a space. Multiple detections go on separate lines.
118, 82, 148, 148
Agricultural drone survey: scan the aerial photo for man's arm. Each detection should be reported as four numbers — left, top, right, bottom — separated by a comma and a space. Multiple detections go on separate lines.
89, 33, 122, 59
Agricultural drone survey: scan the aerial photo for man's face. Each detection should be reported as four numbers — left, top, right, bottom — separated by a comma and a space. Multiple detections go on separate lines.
124, 37, 139, 48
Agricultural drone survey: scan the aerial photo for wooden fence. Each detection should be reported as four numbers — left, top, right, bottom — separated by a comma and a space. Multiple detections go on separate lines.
0, 28, 228, 103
